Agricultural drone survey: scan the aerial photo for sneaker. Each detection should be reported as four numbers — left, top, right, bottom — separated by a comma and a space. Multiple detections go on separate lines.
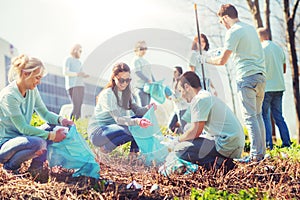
234, 156, 263, 164
28, 166, 49, 183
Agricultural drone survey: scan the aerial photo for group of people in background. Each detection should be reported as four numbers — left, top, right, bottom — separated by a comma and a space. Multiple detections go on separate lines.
0, 3, 292, 178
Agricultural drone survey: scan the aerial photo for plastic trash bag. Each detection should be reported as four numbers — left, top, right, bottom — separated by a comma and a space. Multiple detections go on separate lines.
158, 151, 198, 176
143, 80, 166, 104
128, 107, 169, 165
47, 126, 100, 179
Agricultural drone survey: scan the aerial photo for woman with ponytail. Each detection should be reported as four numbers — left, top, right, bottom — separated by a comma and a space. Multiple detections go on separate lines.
0, 54, 73, 177
88, 62, 156, 155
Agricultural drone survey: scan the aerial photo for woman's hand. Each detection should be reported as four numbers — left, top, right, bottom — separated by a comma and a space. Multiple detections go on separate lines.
138, 118, 152, 128
147, 102, 157, 110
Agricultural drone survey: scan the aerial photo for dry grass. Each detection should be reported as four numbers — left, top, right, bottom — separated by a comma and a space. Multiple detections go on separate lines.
1, 153, 300, 200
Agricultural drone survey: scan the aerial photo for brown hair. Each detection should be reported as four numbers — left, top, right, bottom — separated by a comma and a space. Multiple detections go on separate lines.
179, 71, 202, 89
217, 4, 238, 19
257, 27, 270, 40
8, 54, 46, 82
97, 62, 132, 110
191, 34, 210, 51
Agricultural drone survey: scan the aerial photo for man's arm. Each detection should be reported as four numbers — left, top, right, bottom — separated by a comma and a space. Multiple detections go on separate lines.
178, 121, 205, 142
206, 49, 232, 66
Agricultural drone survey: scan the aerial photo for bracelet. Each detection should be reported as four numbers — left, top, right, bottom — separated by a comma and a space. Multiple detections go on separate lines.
48, 131, 56, 141
58, 116, 63, 125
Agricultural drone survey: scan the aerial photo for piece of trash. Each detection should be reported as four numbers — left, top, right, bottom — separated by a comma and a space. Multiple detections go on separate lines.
150, 183, 159, 193
126, 180, 143, 190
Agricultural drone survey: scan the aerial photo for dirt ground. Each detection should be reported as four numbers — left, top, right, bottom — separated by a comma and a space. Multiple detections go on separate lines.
1, 154, 300, 199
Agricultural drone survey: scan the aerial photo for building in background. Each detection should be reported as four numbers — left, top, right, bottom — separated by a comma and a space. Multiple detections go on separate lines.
0, 37, 103, 115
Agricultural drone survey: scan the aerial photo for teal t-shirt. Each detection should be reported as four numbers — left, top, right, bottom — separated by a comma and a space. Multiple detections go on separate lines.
262, 40, 286, 92
224, 21, 265, 80
0, 81, 59, 145
189, 50, 209, 81
64, 57, 84, 90
132, 56, 152, 89
190, 90, 245, 158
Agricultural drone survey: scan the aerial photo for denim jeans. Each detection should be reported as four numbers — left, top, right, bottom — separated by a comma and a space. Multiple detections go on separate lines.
90, 124, 139, 153
174, 137, 227, 169
237, 73, 266, 159
134, 88, 150, 107
0, 136, 47, 170
68, 86, 84, 120
262, 91, 291, 149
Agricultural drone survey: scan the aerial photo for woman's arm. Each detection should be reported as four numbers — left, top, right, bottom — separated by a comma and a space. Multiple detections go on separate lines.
10, 115, 49, 139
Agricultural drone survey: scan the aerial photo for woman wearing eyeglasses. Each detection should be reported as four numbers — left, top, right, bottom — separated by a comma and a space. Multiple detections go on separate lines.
63, 44, 89, 120
132, 40, 155, 107
88, 63, 156, 155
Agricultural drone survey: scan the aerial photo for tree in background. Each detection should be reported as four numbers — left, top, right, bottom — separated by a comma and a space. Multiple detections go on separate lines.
247, 0, 299, 141
283, 0, 300, 142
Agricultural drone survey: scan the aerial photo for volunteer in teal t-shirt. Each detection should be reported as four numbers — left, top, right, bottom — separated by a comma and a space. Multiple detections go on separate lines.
205, 4, 266, 163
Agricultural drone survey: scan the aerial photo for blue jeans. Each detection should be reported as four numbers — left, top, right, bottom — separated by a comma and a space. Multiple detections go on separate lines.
174, 137, 228, 169
262, 91, 291, 149
237, 73, 266, 159
90, 124, 139, 153
134, 88, 150, 107
0, 136, 47, 170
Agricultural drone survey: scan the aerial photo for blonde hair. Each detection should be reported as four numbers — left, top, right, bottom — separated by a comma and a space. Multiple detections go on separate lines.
70, 44, 82, 58
8, 54, 46, 82
134, 41, 147, 52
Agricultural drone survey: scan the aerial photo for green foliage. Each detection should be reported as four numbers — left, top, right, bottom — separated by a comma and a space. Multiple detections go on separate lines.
30, 112, 46, 127
190, 187, 269, 200
268, 140, 300, 162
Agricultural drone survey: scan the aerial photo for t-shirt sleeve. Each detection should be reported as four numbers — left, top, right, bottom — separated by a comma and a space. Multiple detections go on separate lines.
191, 96, 213, 123
134, 59, 142, 72
224, 30, 238, 52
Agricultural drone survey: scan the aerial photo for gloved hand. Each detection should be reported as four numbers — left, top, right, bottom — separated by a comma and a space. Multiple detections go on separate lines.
147, 102, 157, 110
59, 117, 74, 126
197, 54, 206, 64
167, 136, 180, 151
139, 118, 152, 128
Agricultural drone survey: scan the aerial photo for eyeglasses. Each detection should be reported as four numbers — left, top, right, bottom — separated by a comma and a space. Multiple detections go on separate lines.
117, 78, 132, 84
139, 47, 147, 51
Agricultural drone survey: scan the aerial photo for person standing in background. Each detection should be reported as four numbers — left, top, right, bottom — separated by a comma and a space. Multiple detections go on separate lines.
63, 44, 89, 120
257, 27, 291, 150
205, 4, 266, 163
132, 41, 155, 107
189, 34, 217, 95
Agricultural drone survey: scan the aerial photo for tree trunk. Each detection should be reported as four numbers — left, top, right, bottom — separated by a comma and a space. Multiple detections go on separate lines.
283, 0, 300, 142
246, 0, 263, 28
264, 0, 272, 40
